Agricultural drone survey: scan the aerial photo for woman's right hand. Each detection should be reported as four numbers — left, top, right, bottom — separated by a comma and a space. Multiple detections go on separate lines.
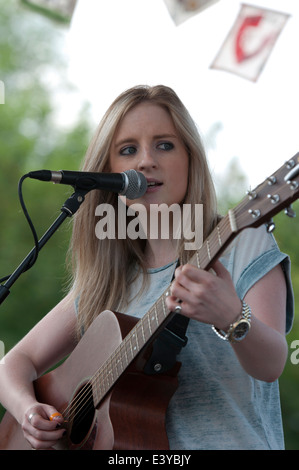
21, 403, 66, 449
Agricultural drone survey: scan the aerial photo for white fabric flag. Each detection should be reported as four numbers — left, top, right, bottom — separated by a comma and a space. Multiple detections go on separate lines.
164, 0, 219, 26
210, 3, 290, 81
22, 0, 77, 22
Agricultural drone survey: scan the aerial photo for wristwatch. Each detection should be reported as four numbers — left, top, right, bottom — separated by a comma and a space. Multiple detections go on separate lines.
212, 301, 252, 343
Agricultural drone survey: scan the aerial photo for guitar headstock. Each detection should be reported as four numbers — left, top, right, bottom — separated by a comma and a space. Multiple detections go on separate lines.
234, 152, 299, 232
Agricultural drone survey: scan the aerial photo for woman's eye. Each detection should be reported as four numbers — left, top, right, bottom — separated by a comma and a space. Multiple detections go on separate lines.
120, 146, 136, 156
158, 142, 174, 151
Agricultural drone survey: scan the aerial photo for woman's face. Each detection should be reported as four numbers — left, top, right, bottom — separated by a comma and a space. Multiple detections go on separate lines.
109, 102, 189, 209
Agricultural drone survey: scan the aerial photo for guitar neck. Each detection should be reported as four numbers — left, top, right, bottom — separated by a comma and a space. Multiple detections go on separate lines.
91, 213, 236, 408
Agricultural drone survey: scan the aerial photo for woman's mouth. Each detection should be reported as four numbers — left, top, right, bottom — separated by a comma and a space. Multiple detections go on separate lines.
146, 179, 163, 192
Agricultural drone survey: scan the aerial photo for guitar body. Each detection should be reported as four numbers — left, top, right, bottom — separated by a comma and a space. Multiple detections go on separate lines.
0, 310, 179, 450
0, 309, 121, 450
110, 312, 180, 450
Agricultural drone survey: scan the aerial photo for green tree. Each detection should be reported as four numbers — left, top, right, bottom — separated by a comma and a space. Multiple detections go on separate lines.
273, 202, 299, 450
0, 0, 91, 419
214, 156, 249, 216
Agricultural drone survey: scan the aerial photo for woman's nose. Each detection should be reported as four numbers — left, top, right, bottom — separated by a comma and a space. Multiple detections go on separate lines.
137, 148, 158, 171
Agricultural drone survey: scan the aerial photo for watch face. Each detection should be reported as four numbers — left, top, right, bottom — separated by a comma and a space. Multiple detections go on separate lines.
232, 320, 250, 341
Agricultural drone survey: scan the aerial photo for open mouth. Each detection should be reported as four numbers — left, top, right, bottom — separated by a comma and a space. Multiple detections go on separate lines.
147, 182, 162, 187
147, 179, 163, 189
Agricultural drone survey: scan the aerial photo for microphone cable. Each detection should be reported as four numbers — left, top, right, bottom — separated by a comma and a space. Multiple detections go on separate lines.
0, 174, 39, 283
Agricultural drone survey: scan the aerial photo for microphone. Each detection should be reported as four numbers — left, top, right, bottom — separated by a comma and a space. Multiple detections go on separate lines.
28, 169, 147, 200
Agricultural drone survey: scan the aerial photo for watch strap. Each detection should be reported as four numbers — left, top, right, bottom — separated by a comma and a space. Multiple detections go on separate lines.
211, 301, 252, 343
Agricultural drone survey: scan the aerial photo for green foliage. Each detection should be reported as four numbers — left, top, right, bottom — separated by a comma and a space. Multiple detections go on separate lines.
214, 156, 249, 216
272, 202, 299, 450
0, 0, 91, 417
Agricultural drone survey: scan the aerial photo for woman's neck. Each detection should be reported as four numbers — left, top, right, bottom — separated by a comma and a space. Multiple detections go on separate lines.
144, 239, 177, 269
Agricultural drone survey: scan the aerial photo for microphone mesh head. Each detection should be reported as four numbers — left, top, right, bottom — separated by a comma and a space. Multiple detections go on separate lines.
122, 170, 147, 199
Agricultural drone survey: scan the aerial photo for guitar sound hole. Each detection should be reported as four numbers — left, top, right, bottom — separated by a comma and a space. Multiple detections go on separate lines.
69, 382, 95, 445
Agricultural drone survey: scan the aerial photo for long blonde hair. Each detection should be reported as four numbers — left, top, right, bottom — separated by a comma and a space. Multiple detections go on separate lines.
69, 85, 218, 337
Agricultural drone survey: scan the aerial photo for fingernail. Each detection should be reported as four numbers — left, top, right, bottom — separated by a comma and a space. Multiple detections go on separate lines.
49, 412, 63, 421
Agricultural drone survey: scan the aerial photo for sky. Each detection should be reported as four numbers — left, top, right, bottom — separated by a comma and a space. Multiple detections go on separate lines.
65, 0, 299, 192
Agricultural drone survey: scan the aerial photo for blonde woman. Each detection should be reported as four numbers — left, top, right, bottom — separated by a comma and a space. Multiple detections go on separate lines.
0, 85, 293, 450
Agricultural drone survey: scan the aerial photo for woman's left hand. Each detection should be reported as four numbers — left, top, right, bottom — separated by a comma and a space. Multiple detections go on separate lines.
165, 260, 242, 331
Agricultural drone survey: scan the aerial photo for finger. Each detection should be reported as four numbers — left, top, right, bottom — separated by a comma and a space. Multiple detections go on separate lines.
49, 411, 63, 421
210, 260, 231, 279
27, 407, 64, 431
171, 267, 203, 299
23, 417, 66, 449
27, 429, 65, 450
175, 264, 206, 285
177, 263, 231, 294
29, 423, 66, 442
166, 295, 183, 313
166, 287, 195, 315
49, 411, 64, 428
165, 294, 195, 319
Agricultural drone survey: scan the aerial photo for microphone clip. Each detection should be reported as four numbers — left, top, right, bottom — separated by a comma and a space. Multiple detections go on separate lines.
61, 188, 89, 216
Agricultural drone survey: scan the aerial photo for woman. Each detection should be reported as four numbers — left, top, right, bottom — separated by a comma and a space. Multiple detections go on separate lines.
0, 85, 293, 450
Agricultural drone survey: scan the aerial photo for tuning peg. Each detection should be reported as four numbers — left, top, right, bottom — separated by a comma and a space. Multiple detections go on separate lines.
285, 205, 296, 218
287, 180, 299, 190
266, 219, 275, 233
248, 209, 261, 218
246, 190, 257, 200
267, 194, 280, 204
267, 176, 277, 185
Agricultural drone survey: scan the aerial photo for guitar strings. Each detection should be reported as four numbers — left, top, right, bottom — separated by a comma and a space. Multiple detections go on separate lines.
59, 300, 168, 429
57, 319, 157, 433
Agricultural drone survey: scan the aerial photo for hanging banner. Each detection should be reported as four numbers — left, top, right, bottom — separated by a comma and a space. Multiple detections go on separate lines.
21, 0, 77, 23
210, 4, 290, 82
164, 0, 219, 26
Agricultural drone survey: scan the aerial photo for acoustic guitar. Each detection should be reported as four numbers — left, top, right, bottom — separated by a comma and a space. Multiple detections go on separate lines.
0, 154, 298, 450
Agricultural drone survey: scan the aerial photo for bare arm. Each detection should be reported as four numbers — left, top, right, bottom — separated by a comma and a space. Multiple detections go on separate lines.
0, 293, 78, 448
232, 265, 288, 382
166, 261, 288, 382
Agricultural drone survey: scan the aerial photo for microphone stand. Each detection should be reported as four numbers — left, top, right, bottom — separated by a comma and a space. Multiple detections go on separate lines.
0, 188, 88, 306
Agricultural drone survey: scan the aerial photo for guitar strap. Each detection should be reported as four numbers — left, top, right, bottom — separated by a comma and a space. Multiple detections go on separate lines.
143, 262, 189, 375
143, 312, 189, 375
